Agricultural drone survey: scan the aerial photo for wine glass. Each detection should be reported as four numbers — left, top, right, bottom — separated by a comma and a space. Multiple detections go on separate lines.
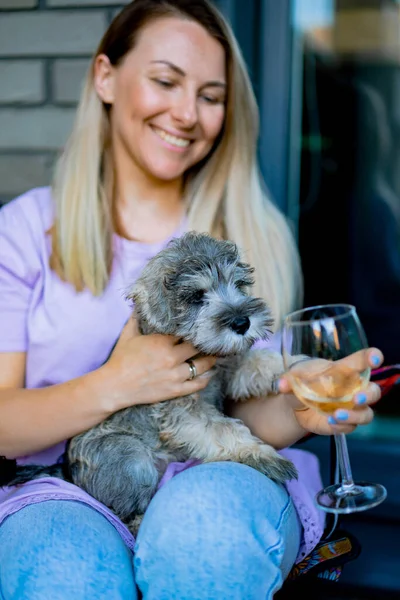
282, 303, 387, 514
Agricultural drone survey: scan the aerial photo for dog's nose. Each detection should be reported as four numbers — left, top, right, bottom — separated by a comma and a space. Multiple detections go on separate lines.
230, 316, 250, 335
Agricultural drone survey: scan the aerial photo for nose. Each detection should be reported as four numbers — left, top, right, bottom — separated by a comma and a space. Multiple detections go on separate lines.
230, 316, 250, 336
171, 91, 198, 128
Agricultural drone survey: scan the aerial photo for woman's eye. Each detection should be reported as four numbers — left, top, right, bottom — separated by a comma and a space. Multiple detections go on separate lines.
154, 79, 174, 89
202, 96, 218, 104
201, 95, 223, 105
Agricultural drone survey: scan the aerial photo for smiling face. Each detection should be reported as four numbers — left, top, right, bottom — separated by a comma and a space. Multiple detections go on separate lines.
94, 16, 227, 184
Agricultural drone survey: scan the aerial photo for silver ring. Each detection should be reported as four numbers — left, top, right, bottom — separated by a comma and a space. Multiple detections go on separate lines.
187, 359, 197, 380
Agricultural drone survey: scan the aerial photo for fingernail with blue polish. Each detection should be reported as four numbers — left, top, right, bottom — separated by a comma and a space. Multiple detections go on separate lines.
336, 410, 348, 421
356, 393, 367, 405
328, 416, 337, 425
371, 354, 380, 366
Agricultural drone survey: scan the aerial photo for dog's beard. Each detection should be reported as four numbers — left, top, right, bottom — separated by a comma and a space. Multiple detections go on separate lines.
178, 296, 273, 356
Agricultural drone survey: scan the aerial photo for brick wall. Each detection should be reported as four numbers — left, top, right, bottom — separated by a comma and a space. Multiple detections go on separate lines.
0, 0, 130, 204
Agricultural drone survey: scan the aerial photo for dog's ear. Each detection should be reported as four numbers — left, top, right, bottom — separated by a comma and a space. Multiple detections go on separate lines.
125, 269, 177, 335
237, 261, 255, 274
125, 282, 141, 304
163, 270, 178, 291
236, 261, 256, 287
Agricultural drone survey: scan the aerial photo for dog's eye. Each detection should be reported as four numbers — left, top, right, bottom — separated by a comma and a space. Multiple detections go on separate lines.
191, 290, 205, 304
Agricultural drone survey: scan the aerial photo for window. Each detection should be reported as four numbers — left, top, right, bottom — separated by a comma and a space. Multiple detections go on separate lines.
292, 0, 400, 425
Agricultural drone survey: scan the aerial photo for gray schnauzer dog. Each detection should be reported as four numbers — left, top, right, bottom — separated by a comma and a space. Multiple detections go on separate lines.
0, 232, 297, 534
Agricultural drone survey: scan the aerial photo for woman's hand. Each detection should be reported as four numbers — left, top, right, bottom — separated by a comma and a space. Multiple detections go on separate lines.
278, 348, 384, 437
99, 318, 216, 411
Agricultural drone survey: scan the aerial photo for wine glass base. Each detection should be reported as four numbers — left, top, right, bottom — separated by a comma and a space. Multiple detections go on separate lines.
315, 481, 387, 514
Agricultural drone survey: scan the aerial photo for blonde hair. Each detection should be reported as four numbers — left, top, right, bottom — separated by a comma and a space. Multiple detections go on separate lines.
50, 0, 302, 329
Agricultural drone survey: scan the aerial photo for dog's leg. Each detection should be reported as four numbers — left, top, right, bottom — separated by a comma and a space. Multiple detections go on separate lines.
222, 350, 287, 401
68, 433, 164, 531
223, 350, 311, 401
158, 401, 297, 483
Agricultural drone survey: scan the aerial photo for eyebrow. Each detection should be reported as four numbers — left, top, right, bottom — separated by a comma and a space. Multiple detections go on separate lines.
150, 60, 227, 88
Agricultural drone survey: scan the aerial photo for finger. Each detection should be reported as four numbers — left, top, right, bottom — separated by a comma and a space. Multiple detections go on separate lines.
277, 359, 327, 393
177, 372, 215, 396
366, 348, 384, 368
117, 318, 134, 343
338, 348, 384, 371
354, 382, 381, 407
330, 405, 374, 426
177, 356, 217, 382
130, 316, 140, 336
277, 376, 292, 394
326, 422, 357, 435
117, 316, 141, 342
173, 341, 204, 363
280, 348, 384, 391
110, 318, 138, 355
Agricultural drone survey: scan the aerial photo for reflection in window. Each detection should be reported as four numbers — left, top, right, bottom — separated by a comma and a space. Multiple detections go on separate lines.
292, 0, 400, 416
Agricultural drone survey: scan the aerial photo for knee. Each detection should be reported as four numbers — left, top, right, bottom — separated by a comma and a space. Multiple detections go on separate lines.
0, 501, 136, 599
134, 463, 300, 598
137, 461, 294, 552
0, 500, 129, 559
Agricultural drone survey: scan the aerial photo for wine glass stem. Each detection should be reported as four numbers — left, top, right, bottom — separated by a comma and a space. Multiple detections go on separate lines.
334, 433, 355, 489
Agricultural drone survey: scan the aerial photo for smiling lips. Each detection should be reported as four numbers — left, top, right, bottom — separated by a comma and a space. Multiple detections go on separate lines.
152, 126, 192, 149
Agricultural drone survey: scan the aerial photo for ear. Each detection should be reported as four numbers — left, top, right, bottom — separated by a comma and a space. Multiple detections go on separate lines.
125, 281, 144, 305
236, 261, 256, 288
163, 270, 178, 291
237, 261, 255, 274
93, 54, 116, 105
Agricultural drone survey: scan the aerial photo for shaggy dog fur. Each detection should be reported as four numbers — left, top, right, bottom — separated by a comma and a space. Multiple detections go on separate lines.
0, 232, 297, 534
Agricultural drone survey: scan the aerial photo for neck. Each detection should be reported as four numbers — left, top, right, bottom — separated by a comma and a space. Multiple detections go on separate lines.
112, 145, 185, 243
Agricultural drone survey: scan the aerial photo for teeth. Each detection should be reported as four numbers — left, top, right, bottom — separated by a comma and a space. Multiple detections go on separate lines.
154, 128, 190, 148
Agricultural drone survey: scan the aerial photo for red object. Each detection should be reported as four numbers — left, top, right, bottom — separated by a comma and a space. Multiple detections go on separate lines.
371, 365, 400, 397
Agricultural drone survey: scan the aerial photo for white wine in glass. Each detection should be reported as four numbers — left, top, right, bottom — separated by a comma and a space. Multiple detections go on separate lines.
282, 304, 387, 514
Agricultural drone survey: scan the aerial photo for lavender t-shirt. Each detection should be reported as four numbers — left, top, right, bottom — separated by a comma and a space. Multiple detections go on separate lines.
0, 187, 325, 562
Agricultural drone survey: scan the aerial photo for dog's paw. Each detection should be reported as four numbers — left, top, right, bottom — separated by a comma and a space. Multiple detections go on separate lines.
258, 453, 298, 483
228, 350, 285, 400
239, 445, 298, 483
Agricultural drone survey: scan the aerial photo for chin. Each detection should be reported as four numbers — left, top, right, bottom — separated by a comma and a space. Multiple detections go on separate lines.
141, 151, 204, 183
144, 164, 188, 183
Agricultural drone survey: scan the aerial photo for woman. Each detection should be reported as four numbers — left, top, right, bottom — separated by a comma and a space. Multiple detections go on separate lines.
0, 1, 382, 598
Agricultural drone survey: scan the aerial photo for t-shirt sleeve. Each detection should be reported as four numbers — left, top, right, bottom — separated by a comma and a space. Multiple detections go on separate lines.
0, 196, 42, 352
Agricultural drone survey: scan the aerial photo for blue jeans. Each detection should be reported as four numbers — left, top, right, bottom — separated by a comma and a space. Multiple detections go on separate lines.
0, 462, 301, 599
